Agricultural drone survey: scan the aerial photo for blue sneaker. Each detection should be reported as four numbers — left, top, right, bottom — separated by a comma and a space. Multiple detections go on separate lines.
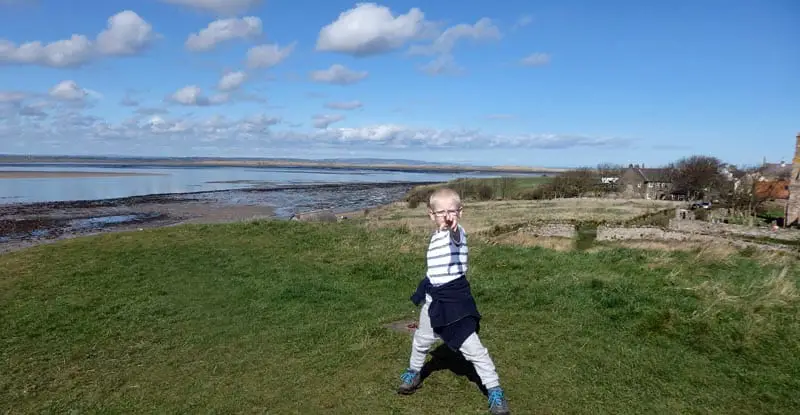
397, 368, 421, 394
487, 386, 510, 414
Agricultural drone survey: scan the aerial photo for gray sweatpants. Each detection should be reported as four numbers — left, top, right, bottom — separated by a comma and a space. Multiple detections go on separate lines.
408, 294, 501, 389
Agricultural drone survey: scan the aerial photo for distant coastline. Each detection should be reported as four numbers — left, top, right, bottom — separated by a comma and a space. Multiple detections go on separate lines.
0, 155, 565, 175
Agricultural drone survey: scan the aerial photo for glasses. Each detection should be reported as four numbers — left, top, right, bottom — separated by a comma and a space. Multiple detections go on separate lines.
432, 208, 462, 217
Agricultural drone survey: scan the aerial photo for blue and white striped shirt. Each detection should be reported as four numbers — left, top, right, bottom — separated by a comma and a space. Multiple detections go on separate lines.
426, 225, 468, 287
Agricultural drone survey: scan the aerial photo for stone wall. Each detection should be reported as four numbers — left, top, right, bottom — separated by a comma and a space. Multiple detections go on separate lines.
596, 225, 795, 252
668, 218, 800, 241
596, 226, 714, 242
518, 223, 576, 238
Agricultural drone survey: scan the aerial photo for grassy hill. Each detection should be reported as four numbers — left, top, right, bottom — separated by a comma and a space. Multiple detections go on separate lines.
1, 221, 798, 413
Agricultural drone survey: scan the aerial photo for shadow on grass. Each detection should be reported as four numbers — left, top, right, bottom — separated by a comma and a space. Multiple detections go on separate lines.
419, 343, 488, 396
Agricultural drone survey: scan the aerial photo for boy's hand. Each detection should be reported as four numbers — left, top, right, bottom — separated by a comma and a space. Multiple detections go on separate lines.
444, 211, 459, 231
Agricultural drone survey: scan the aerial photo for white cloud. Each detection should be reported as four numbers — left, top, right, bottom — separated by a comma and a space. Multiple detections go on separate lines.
0, 35, 93, 67
136, 107, 168, 116
420, 55, 462, 76
96, 10, 157, 55
0, 11, 157, 68
408, 18, 501, 56
324, 100, 363, 110
0, 91, 27, 103
19, 104, 47, 118
168, 85, 228, 106
408, 17, 500, 76
246, 42, 295, 69
312, 114, 346, 129
1, 107, 633, 153
218, 71, 247, 91
159, 0, 262, 15
185, 16, 261, 52
49, 80, 88, 101
316, 3, 432, 56
521, 53, 551, 67
310, 64, 368, 85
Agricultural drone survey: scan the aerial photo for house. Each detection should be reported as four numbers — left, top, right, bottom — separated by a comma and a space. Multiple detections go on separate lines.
618, 165, 675, 200
754, 180, 790, 200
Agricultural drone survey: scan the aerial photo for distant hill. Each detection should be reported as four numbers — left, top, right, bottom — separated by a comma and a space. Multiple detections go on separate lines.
313, 158, 453, 166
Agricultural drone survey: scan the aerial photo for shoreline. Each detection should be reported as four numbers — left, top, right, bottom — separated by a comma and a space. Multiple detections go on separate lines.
0, 181, 430, 254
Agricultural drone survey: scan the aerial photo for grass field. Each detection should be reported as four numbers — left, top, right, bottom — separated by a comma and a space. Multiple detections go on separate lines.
356, 197, 683, 235
1, 220, 798, 413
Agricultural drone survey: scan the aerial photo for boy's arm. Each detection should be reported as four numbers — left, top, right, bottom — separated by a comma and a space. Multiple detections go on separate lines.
448, 226, 464, 245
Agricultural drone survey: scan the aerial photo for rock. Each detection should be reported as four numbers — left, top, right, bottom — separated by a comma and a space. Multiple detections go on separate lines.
289, 210, 339, 223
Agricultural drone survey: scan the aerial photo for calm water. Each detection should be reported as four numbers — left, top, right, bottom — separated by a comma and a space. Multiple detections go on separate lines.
0, 164, 526, 205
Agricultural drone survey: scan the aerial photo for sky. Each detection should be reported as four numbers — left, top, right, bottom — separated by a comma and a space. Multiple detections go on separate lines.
0, 0, 797, 168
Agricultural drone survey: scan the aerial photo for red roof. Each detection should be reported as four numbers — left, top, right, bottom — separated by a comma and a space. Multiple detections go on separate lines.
755, 180, 789, 199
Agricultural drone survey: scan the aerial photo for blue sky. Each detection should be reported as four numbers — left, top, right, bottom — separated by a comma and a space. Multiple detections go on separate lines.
0, 0, 797, 168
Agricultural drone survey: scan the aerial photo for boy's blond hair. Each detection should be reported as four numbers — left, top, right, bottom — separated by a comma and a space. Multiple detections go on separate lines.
428, 187, 462, 210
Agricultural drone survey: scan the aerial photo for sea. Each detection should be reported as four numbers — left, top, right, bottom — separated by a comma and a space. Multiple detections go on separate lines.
0, 163, 541, 206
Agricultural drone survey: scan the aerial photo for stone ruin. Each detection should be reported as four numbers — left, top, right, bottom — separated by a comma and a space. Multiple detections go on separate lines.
785, 132, 800, 227
675, 208, 695, 221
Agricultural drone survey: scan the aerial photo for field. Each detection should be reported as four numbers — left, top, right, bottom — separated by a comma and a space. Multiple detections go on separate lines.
2, 220, 798, 414
353, 197, 683, 235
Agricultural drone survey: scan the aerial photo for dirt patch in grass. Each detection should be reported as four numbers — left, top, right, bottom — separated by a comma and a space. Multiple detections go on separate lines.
384, 319, 418, 334
489, 233, 575, 251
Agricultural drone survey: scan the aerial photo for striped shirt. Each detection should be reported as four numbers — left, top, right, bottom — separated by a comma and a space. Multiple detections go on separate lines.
426, 225, 468, 287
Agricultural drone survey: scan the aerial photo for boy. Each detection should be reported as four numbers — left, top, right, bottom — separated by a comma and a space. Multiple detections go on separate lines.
397, 187, 510, 415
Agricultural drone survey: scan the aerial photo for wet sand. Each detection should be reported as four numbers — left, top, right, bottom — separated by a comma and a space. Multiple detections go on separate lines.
0, 181, 428, 254
0, 170, 165, 179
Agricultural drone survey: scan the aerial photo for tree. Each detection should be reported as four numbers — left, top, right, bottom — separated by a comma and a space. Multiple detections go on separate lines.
719, 166, 781, 226
546, 167, 602, 198
669, 155, 725, 200
498, 177, 514, 199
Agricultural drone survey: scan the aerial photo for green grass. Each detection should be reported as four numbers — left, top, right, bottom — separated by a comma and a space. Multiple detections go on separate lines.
2, 221, 799, 414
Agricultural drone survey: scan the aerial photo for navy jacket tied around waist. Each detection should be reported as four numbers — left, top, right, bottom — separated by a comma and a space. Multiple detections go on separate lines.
410, 275, 481, 350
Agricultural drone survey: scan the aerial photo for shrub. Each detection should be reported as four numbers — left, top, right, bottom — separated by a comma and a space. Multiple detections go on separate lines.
477, 184, 494, 201
405, 186, 437, 208
519, 187, 548, 200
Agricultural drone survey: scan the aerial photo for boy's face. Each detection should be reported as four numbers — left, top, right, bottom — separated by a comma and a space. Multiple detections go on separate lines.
428, 198, 462, 231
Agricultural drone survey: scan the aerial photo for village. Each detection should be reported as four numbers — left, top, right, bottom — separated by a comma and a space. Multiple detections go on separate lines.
604, 133, 799, 229
325, 133, 800, 256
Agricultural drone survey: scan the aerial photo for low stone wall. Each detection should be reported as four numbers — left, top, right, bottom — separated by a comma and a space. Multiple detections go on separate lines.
596, 225, 795, 252
518, 223, 576, 238
668, 219, 800, 241
596, 226, 714, 242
